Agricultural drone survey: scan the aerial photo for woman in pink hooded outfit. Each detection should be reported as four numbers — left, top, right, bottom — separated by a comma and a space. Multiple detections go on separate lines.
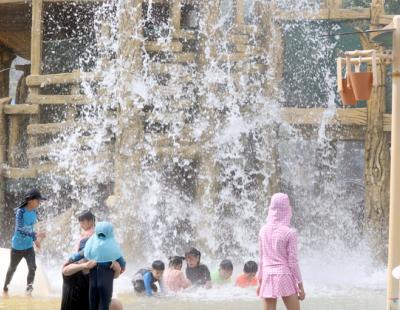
257, 193, 305, 310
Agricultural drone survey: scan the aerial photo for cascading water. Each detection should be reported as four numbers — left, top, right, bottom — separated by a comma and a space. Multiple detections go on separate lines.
4, 0, 386, 307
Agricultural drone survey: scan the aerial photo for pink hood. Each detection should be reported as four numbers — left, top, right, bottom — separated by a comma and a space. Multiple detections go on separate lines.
266, 193, 292, 227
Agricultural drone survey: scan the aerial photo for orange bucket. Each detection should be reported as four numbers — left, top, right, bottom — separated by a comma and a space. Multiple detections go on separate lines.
339, 78, 356, 106
349, 72, 373, 101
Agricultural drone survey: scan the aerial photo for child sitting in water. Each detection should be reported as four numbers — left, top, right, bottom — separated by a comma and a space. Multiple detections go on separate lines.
185, 247, 211, 288
132, 260, 165, 296
257, 193, 305, 310
163, 256, 191, 292
83, 221, 126, 310
235, 261, 258, 288
76, 210, 95, 251
211, 259, 233, 285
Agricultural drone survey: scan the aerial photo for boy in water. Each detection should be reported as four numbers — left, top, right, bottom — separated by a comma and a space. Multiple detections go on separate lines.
3, 188, 47, 295
185, 247, 211, 288
211, 259, 233, 285
132, 260, 165, 296
235, 261, 258, 288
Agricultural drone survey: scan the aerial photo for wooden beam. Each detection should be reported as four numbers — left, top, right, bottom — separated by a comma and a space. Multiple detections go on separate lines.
145, 41, 183, 53
0, 0, 31, 3
27, 121, 75, 135
174, 52, 196, 62
2, 167, 37, 179
379, 15, 395, 25
27, 94, 89, 105
4, 104, 39, 115
281, 107, 368, 126
218, 53, 247, 62
274, 8, 370, 21
26, 71, 81, 87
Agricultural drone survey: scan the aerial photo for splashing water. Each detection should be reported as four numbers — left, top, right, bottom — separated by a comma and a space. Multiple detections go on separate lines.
4, 0, 386, 304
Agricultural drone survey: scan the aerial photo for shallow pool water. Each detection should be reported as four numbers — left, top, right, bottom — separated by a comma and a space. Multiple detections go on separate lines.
0, 289, 386, 310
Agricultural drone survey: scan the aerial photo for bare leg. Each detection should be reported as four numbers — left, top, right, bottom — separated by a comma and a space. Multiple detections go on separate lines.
282, 294, 300, 310
110, 299, 123, 310
263, 298, 277, 310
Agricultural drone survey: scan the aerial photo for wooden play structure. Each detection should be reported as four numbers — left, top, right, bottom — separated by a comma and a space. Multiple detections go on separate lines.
0, 0, 399, 306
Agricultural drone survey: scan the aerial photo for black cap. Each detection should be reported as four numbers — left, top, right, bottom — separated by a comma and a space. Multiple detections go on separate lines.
185, 247, 201, 258
18, 188, 48, 208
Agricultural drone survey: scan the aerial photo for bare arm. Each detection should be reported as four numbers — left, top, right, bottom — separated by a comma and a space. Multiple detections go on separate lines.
111, 261, 121, 279
62, 260, 97, 276
287, 231, 302, 284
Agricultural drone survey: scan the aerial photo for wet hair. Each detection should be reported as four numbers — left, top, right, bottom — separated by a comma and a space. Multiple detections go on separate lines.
152, 260, 165, 271
168, 256, 185, 268
243, 261, 258, 274
185, 247, 201, 259
219, 259, 233, 271
78, 210, 96, 222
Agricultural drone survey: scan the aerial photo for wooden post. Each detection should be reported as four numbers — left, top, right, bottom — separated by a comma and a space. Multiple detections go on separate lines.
387, 15, 400, 310
0, 97, 11, 236
364, 50, 390, 263
111, 0, 144, 204
171, 0, 181, 40
330, 0, 343, 9
28, 0, 43, 166
198, 0, 220, 64
0, 49, 16, 98
371, 0, 385, 29
8, 65, 31, 167
67, 80, 79, 121
234, 0, 245, 25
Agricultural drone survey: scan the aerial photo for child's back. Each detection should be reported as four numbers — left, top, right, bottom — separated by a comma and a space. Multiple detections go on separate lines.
164, 256, 190, 292
258, 193, 304, 304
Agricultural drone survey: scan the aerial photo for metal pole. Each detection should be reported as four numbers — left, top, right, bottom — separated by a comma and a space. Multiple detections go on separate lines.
387, 15, 400, 310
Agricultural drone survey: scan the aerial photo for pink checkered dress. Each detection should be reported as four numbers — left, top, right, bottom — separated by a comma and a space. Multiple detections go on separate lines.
258, 193, 302, 299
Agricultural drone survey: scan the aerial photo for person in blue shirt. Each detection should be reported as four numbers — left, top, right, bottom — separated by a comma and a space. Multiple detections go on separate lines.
3, 188, 47, 295
132, 260, 165, 296
82, 221, 126, 310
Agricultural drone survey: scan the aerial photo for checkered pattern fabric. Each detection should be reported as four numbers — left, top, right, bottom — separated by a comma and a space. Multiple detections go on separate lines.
258, 193, 302, 298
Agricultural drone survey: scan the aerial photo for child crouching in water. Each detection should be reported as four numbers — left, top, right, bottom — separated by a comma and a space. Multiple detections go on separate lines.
83, 221, 126, 310
258, 193, 305, 310
132, 260, 165, 296
163, 256, 191, 292
211, 259, 233, 285
235, 261, 258, 288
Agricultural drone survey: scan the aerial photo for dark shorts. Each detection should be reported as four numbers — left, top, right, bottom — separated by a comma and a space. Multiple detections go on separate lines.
133, 280, 157, 293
